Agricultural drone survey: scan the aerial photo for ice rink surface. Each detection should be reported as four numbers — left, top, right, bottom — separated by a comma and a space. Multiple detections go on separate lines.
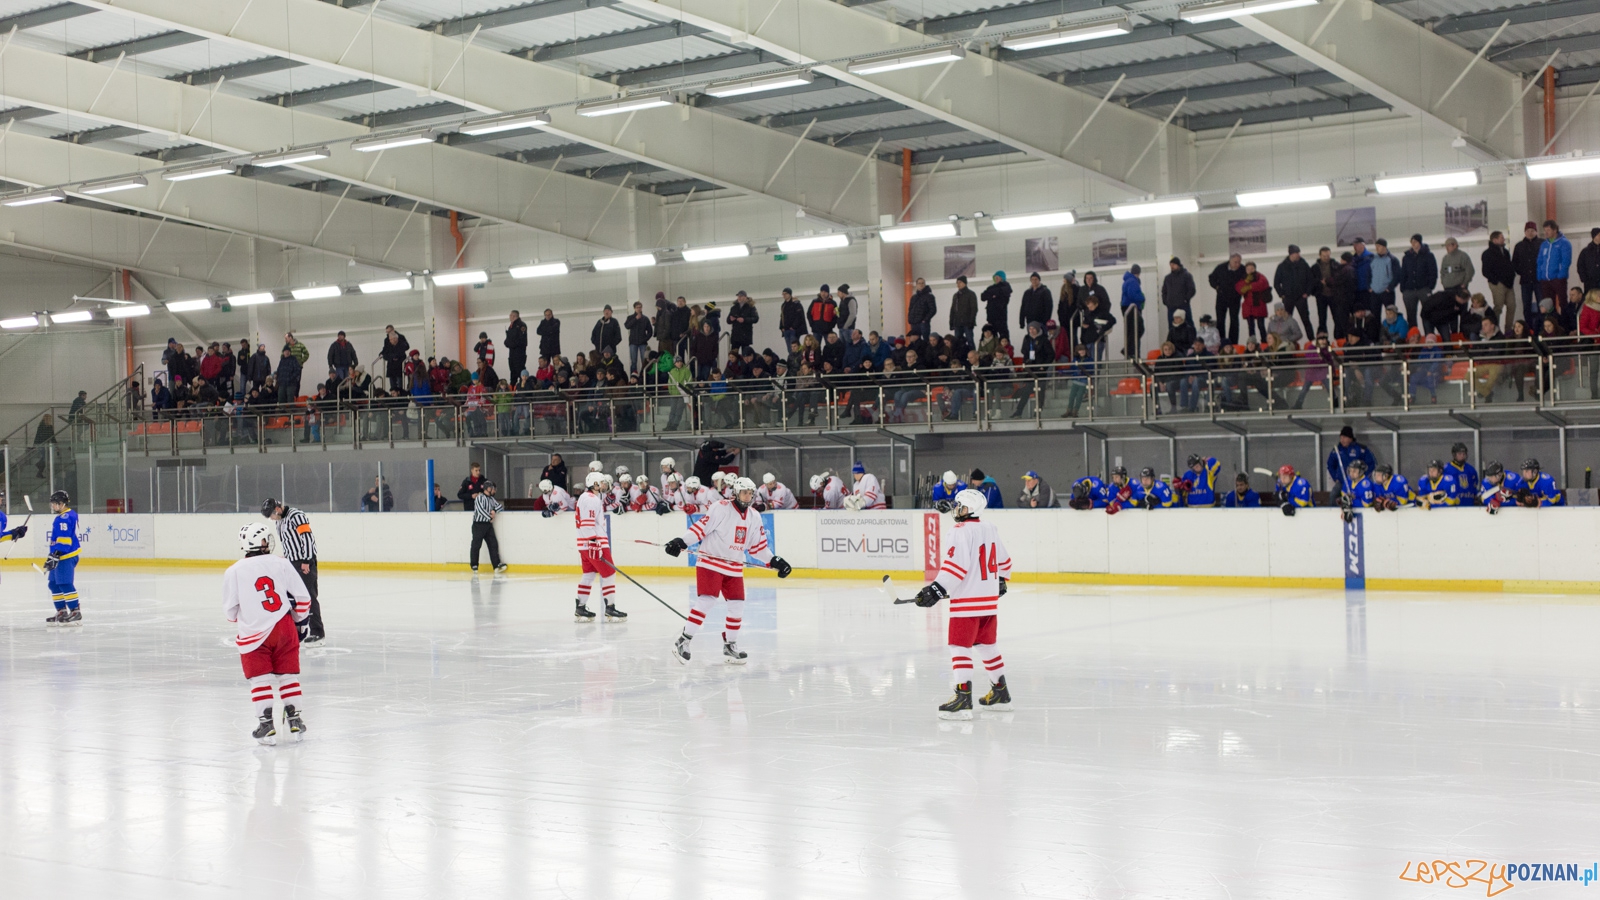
1, 567, 1597, 899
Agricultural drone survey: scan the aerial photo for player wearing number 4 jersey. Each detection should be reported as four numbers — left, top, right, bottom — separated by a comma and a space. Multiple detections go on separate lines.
664, 476, 791, 665
574, 471, 627, 623
913, 489, 1013, 719
224, 522, 313, 745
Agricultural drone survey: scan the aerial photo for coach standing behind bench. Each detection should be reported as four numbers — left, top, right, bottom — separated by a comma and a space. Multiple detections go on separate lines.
471, 481, 507, 575
262, 498, 323, 644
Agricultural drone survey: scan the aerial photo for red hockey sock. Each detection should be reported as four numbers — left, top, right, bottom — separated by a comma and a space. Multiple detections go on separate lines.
977, 642, 1005, 681
277, 676, 302, 708
248, 675, 275, 716
721, 598, 744, 642
948, 645, 974, 686
684, 596, 714, 635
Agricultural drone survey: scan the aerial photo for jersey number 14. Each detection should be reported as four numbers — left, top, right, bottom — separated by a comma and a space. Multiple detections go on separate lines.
976, 543, 1000, 580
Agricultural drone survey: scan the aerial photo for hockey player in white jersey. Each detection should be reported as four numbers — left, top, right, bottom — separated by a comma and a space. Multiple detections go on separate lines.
224, 522, 314, 745
663, 477, 792, 664
810, 472, 847, 509
611, 474, 634, 513
911, 489, 1013, 719
574, 472, 626, 622
681, 476, 719, 513
661, 474, 687, 511
845, 461, 887, 510
536, 479, 575, 516
710, 470, 732, 500
756, 473, 798, 510
659, 456, 680, 492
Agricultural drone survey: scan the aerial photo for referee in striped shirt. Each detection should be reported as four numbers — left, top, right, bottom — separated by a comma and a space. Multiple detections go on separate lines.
471, 481, 507, 574
262, 498, 325, 643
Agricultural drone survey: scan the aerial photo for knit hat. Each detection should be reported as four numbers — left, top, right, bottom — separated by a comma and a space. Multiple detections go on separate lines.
1525, 221, 1538, 231
1170, 257, 1181, 266
837, 283, 850, 292
655, 291, 666, 300
851, 461, 865, 474
1339, 425, 1355, 439
970, 468, 987, 481
994, 271, 1006, 280
1287, 244, 1300, 254
820, 284, 830, 293
1411, 233, 1424, 243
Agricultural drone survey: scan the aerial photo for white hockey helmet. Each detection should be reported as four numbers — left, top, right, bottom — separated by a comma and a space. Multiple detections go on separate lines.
588, 459, 604, 472
732, 476, 757, 494
942, 470, 959, 486
954, 488, 988, 518
762, 472, 776, 485
660, 457, 676, 470
619, 473, 633, 485
665, 473, 680, 486
585, 471, 608, 490
614, 464, 630, 477
809, 474, 824, 491
684, 475, 702, 491
711, 471, 726, 484
538, 479, 553, 493
239, 521, 273, 555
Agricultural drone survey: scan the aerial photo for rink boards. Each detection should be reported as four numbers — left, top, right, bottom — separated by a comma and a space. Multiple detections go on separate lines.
9, 506, 1597, 594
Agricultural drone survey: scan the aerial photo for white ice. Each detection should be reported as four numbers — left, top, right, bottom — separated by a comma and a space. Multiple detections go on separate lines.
1, 568, 1597, 899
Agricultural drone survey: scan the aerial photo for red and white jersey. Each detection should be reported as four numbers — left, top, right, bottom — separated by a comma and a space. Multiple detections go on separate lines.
661, 485, 688, 511
687, 485, 721, 511
683, 500, 772, 576
820, 476, 847, 509
222, 553, 312, 654
540, 486, 574, 512
575, 490, 610, 549
659, 470, 680, 492
629, 484, 663, 512
852, 473, 887, 509
758, 482, 798, 510
931, 518, 1012, 618
608, 485, 630, 512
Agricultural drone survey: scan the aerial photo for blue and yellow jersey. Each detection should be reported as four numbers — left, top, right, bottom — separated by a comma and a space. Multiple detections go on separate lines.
1282, 476, 1314, 507
1223, 488, 1260, 507
1446, 460, 1479, 497
1378, 474, 1417, 507
1416, 472, 1459, 506
50, 508, 80, 559
0, 510, 16, 542
1072, 476, 1109, 508
1184, 457, 1220, 506
1529, 472, 1564, 506
1132, 480, 1176, 508
1348, 476, 1380, 509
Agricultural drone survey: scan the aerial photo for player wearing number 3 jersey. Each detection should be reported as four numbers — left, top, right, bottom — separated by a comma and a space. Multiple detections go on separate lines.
224, 522, 314, 745
913, 488, 1014, 719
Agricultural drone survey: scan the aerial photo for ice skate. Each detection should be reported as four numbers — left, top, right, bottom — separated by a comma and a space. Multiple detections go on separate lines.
251, 709, 277, 746
722, 639, 748, 665
60, 609, 82, 627
938, 682, 974, 720
44, 611, 63, 627
604, 604, 627, 622
302, 633, 323, 645
673, 632, 691, 665
978, 675, 1012, 711
494, 564, 508, 575
282, 704, 307, 741
574, 601, 596, 623
470, 565, 479, 573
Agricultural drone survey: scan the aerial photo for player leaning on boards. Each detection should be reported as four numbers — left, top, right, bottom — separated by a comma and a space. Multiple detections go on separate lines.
225, 522, 313, 746
574, 471, 626, 623
262, 498, 324, 643
664, 476, 791, 665
42, 490, 82, 626
911, 489, 1013, 720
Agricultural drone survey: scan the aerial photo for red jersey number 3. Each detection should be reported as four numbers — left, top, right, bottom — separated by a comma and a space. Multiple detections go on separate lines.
255, 576, 282, 612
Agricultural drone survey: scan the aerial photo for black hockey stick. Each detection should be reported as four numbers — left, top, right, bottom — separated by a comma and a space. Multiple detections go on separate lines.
609, 561, 688, 620
880, 574, 918, 604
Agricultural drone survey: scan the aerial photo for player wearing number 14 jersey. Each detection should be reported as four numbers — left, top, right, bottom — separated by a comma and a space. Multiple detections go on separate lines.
224, 522, 314, 745
913, 489, 1014, 719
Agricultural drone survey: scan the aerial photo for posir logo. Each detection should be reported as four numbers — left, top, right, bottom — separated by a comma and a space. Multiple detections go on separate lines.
105, 524, 142, 544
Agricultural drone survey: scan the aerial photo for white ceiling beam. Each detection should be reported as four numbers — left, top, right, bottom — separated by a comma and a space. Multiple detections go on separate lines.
1234, 0, 1522, 158
0, 200, 239, 290
615, 0, 1163, 196
73, 0, 880, 225
0, 39, 632, 251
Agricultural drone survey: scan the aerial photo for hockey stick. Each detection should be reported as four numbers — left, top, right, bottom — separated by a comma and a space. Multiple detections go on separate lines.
3, 495, 33, 561
632, 539, 663, 547
880, 574, 918, 605
608, 561, 688, 620
1252, 467, 1275, 478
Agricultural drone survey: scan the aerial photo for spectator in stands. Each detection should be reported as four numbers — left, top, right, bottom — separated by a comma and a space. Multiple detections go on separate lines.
982, 271, 1012, 340
1462, 294, 1491, 337
1208, 253, 1244, 346
1268, 302, 1304, 347
621, 300, 653, 374
1326, 425, 1376, 495
1309, 246, 1336, 336
150, 378, 171, 414
1018, 272, 1052, 336
967, 469, 1004, 507
502, 309, 528, 384
1119, 265, 1145, 358
1237, 261, 1271, 341
1223, 473, 1260, 507
1476, 231, 1514, 330
275, 347, 302, 405
726, 291, 757, 355
1019, 471, 1058, 508
821, 331, 846, 372
1371, 238, 1401, 314
1422, 285, 1469, 336
842, 329, 869, 371
1380, 305, 1408, 343
536, 308, 562, 362
474, 331, 496, 371
1162, 257, 1196, 329
1166, 308, 1195, 352
1440, 237, 1475, 298
907, 277, 937, 338
1196, 314, 1221, 354
378, 326, 409, 391
1329, 252, 1358, 340
949, 275, 978, 347
591, 305, 622, 359
1056, 272, 1079, 359
1273, 244, 1314, 340
243, 344, 269, 393
1538, 219, 1572, 313
1401, 234, 1438, 331
683, 322, 715, 380
1019, 321, 1054, 368
836, 284, 859, 336
1350, 238, 1374, 314
804, 285, 836, 340
327, 331, 357, 380
284, 332, 309, 366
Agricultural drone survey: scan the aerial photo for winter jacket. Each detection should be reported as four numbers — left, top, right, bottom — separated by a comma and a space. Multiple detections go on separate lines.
837, 293, 858, 334
1537, 233, 1572, 281
1161, 267, 1196, 309
1400, 244, 1438, 292
1019, 331, 1055, 366
1018, 284, 1052, 328
327, 339, 358, 371
981, 281, 1012, 327
536, 318, 561, 358
625, 312, 654, 347
1209, 261, 1243, 305
1273, 256, 1313, 302
779, 298, 806, 335
1079, 304, 1116, 346
246, 351, 272, 385
1019, 477, 1059, 508
286, 339, 309, 365
1166, 318, 1196, 350
198, 353, 223, 382
1350, 249, 1374, 291
590, 316, 622, 354
1268, 313, 1304, 346
842, 336, 870, 370
1326, 441, 1377, 491
1439, 248, 1475, 289
907, 286, 937, 327
689, 330, 719, 367
1578, 241, 1600, 290
1236, 273, 1271, 319
275, 354, 302, 387
1120, 271, 1145, 308
1422, 290, 1463, 331
807, 296, 837, 332
474, 338, 496, 368
504, 317, 528, 355
379, 333, 410, 376
949, 287, 978, 328
727, 301, 759, 346
1482, 243, 1515, 288
1369, 253, 1401, 294
1580, 299, 1600, 337
1513, 235, 1541, 283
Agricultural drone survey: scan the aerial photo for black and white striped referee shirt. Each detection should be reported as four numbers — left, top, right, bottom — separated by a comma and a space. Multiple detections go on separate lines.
473, 493, 504, 523
276, 507, 317, 561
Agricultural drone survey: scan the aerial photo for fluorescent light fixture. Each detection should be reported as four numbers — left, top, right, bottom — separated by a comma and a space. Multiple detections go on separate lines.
682, 243, 751, 262
1001, 19, 1132, 50
509, 261, 569, 278
705, 70, 814, 98
1235, 183, 1333, 207
880, 221, 958, 242
1109, 196, 1201, 220
1179, 0, 1318, 24
592, 252, 657, 271
576, 91, 673, 118
1373, 169, 1479, 194
991, 210, 1076, 231
228, 292, 275, 306
80, 174, 148, 195
459, 110, 551, 136
163, 162, 236, 182
164, 298, 212, 313
253, 146, 331, 167
2, 189, 66, 207
0, 315, 38, 329
49, 310, 94, 324
1527, 155, 1600, 181
359, 277, 415, 294
105, 304, 150, 319
777, 233, 851, 253
847, 45, 966, 76
351, 129, 436, 153
430, 268, 489, 286
290, 285, 343, 300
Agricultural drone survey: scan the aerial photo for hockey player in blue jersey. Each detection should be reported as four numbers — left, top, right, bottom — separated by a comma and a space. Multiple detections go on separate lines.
1067, 475, 1108, 510
1275, 464, 1314, 515
1480, 461, 1527, 514
1179, 454, 1220, 507
1131, 467, 1176, 509
0, 492, 29, 545
1447, 443, 1479, 504
1520, 458, 1563, 506
1222, 473, 1260, 507
1345, 461, 1380, 514
1326, 425, 1376, 497
1105, 466, 1134, 515
43, 490, 82, 626
1370, 464, 1416, 510
1416, 460, 1460, 509
930, 471, 963, 511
